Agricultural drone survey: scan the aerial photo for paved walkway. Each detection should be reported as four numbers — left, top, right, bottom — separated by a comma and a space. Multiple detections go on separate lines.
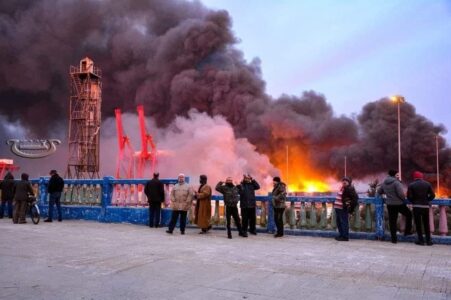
0, 219, 450, 300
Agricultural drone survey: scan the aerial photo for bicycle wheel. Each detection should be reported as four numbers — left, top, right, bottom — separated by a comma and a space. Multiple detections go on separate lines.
30, 205, 40, 224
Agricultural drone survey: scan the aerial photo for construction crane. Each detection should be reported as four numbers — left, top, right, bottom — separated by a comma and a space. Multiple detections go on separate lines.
0, 159, 19, 179
136, 104, 157, 178
114, 108, 134, 179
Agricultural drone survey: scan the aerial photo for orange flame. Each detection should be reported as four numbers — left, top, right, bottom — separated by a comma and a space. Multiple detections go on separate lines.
272, 144, 332, 193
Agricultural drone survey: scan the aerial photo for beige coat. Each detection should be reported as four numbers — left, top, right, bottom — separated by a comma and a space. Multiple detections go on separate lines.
194, 184, 212, 229
170, 183, 194, 211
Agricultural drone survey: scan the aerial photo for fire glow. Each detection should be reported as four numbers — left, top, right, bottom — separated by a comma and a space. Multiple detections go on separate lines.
273, 145, 332, 193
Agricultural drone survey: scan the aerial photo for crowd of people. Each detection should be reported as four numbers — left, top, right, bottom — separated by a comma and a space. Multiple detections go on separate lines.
144, 169, 436, 245
0, 168, 437, 245
0, 170, 64, 224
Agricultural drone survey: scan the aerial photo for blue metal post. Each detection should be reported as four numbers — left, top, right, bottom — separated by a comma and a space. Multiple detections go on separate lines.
38, 176, 48, 205
375, 196, 385, 239
101, 176, 114, 221
267, 195, 275, 233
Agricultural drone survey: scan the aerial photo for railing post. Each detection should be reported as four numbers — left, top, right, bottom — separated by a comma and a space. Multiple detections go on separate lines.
267, 196, 275, 233
288, 201, 296, 229
439, 202, 448, 236
101, 176, 114, 222
38, 176, 48, 205
375, 196, 385, 240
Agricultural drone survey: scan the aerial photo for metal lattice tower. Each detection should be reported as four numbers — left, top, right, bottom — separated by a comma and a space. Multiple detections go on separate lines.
66, 57, 102, 179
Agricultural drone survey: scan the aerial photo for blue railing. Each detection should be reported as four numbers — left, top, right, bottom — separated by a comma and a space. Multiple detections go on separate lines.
28, 177, 451, 244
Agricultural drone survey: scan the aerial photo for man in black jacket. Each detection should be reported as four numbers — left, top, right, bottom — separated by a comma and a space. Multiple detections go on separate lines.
407, 171, 435, 246
45, 170, 64, 222
144, 173, 165, 228
237, 174, 260, 235
0, 172, 15, 218
216, 177, 246, 239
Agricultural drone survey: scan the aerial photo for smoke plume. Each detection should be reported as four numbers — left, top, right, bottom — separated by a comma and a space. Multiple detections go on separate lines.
0, 0, 450, 191
101, 110, 278, 190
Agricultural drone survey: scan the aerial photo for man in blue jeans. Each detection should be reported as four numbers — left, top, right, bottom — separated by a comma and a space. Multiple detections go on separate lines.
45, 170, 64, 222
334, 177, 358, 241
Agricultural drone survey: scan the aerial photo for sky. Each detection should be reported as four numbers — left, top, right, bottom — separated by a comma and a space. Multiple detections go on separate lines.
201, 0, 451, 141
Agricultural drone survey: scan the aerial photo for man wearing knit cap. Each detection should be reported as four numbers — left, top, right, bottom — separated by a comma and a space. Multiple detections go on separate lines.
407, 171, 435, 246
334, 176, 358, 241
377, 169, 412, 243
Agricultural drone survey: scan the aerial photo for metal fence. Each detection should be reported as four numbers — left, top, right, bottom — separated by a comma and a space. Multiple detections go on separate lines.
28, 177, 451, 244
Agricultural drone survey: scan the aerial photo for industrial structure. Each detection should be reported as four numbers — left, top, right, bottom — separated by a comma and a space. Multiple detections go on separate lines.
136, 104, 157, 178
0, 159, 19, 179
66, 57, 102, 179
114, 105, 157, 180
114, 108, 134, 179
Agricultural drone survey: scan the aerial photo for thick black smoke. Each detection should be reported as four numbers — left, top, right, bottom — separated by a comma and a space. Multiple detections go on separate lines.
0, 0, 450, 188
329, 100, 451, 187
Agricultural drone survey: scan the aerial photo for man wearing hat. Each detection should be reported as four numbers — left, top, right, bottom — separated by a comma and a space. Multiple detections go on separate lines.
377, 169, 412, 243
334, 176, 358, 241
45, 170, 64, 222
271, 176, 287, 238
407, 171, 435, 246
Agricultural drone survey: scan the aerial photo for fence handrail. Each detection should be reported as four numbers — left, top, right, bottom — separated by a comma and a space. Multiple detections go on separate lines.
30, 177, 451, 206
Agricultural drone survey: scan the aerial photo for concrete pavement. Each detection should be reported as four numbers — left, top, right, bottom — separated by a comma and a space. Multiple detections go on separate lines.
0, 219, 450, 300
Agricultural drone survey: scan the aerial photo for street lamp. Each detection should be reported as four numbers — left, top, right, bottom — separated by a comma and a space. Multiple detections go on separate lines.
390, 95, 406, 181
436, 135, 440, 196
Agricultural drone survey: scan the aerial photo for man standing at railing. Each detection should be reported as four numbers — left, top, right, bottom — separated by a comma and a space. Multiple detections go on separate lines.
377, 169, 412, 243
167, 174, 193, 235
194, 175, 212, 234
407, 171, 435, 246
216, 177, 246, 239
237, 174, 260, 235
334, 177, 358, 242
0, 172, 15, 219
272, 176, 287, 238
145, 173, 165, 228
45, 170, 64, 223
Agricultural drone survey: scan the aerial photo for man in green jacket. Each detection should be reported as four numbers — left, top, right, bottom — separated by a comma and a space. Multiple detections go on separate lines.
272, 177, 287, 238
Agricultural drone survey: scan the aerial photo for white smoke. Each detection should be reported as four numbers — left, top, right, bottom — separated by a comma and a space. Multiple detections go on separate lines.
100, 109, 278, 193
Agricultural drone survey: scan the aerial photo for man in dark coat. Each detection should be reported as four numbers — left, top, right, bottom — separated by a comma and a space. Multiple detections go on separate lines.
216, 177, 246, 239
237, 174, 260, 235
407, 171, 435, 246
272, 176, 287, 238
334, 177, 358, 241
45, 170, 64, 222
144, 173, 165, 228
377, 169, 412, 243
13, 173, 34, 224
0, 172, 15, 218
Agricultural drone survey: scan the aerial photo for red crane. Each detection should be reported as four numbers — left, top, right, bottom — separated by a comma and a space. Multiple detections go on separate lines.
136, 104, 157, 178
114, 108, 134, 179
0, 159, 19, 179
